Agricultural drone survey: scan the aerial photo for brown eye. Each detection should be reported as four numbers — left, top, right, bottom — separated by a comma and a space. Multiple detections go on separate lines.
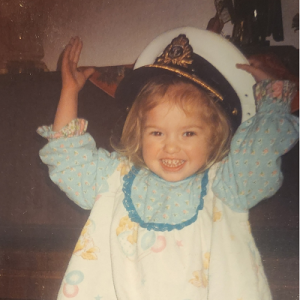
151, 131, 163, 136
183, 132, 196, 137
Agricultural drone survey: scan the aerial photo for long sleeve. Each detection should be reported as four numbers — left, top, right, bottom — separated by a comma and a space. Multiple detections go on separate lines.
38, 119, 121, 210
212, 80, 299, 212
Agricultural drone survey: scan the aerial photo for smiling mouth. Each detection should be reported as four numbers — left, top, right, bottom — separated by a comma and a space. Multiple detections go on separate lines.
161, 159, 185, 168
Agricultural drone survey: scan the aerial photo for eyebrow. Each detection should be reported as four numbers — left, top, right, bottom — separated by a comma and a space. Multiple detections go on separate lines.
144, 125, 205, 130
181, 125, 205, 130
143, 125, 161, 131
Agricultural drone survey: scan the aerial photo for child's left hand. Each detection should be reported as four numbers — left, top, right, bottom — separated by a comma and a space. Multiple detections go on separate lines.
236, 57, 278, 82
237, 54, 299, 112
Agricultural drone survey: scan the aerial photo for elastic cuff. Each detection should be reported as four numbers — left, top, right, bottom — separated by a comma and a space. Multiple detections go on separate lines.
37, 118, 88, 140
254, 80, 296, 112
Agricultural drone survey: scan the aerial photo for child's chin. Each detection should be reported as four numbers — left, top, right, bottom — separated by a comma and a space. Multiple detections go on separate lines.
159, 172, 189, 182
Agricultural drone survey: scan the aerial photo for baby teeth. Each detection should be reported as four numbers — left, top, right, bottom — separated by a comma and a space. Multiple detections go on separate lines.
162, 159, 184, 167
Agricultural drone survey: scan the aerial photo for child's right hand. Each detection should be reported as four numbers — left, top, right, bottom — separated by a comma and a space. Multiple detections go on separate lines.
52, 37, 95, 132
61, 37, 95, 93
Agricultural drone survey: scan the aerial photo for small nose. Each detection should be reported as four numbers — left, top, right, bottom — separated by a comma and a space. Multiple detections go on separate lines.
163, 137, 180, 154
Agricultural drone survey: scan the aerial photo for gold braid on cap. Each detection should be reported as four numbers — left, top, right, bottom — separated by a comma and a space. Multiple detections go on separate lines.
148, 34, 223, 101
155, 34, 193, 67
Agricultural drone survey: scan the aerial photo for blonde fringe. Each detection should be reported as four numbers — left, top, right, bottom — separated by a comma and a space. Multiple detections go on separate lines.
112, 75, 232, 173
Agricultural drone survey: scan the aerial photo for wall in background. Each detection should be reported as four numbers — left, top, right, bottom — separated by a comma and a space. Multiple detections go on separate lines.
42, 0, 216, 69
42, 0, 299, 70
0, 0, 298, 72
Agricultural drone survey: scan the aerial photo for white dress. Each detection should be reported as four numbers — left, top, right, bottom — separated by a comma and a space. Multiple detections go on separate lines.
38, 80, 298, 299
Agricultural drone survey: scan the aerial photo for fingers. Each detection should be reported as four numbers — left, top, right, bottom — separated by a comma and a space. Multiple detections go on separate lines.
61, 38, 73, 69
236, 63, 261, 77
62, 37, 76, 71
83, 67, 95, 79
236, 63, 255, 73
236, 63, 275, 82
61, 36, 83, 76
73, 38, 83, 64
69, 37, 82, 63
247, 57, 263, 66
68, 37, 77, 62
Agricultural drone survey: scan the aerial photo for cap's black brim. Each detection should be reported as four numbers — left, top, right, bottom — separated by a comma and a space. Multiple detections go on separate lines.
115, 54, 242, 133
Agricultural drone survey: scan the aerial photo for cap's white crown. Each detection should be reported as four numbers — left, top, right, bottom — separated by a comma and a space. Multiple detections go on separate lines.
134, 27, 256, 122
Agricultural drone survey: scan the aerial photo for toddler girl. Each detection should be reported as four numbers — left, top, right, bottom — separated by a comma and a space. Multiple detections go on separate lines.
38, 30, 298, 300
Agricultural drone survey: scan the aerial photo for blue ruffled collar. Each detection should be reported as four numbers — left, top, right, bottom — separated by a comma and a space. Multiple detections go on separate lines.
122, 167, 209, 232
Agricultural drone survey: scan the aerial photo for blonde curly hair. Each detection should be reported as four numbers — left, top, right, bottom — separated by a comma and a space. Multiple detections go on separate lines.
114, 75, 232, 173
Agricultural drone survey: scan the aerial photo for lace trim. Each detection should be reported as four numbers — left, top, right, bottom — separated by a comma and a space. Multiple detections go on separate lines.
122, 167, 209, 232
37, 119, 88, 140
254, 80, 296, 112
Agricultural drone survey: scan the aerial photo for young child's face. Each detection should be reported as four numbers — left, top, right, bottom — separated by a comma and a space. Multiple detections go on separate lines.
142, 95, 210, 182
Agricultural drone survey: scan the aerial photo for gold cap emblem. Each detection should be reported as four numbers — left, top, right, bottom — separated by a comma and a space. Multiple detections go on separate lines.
155, 34, 193, 68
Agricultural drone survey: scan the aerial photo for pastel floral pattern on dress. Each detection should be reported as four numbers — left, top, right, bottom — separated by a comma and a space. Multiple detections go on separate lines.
213, 206, 222, 222
213, 80, 298, 212
254, 80, 296, 110
39, 127, 122, 210
116, 215, 139, 245
37, 118, 88, 140
123, 167, 209, 231
189, 252, 210, 288
73, 219, 100, 260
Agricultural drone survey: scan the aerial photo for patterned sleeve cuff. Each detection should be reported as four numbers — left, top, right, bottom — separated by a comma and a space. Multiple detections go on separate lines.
253, 80, 297, 112
37, 118, 88, 140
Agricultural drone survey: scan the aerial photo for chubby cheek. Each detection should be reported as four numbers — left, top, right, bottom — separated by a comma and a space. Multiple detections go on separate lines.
142, 141, 158, 160
188, 140, 210, 166
142, 137, 155, 165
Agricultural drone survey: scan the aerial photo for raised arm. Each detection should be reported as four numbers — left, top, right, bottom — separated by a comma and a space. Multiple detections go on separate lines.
53, 37, 95, 131
212, 58, 299, 212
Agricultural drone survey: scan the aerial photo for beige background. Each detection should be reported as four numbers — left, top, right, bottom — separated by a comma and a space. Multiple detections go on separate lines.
42, 0, 299, 70
0, 0, 298, 71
